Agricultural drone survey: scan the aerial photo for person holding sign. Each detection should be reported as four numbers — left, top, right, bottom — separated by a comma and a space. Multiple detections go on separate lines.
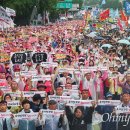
118, 71, 130, 94
0, 100, 12, 130
43, 100, 69, 130
65, 103, 95, 130
12, 99, 45, 130
115, 92, 130, 130
95, 92, 116, 130
80, 71, 97, 100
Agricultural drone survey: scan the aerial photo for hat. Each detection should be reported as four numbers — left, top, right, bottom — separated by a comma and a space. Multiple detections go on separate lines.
37, 84, 46, 89
33, 94, 42, 101
122, 91, 130, 95
48, 100, 57, 105
106, 92, 113, 98
85, 70, 91, 74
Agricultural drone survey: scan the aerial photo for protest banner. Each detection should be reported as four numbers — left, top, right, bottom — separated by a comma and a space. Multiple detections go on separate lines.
41, 62, 58, 68
7, 100, 20, 107
0, 113, 11, 118
0, 52, 10, 63
98, 100, 121, 106
20, 70, 37, 76
11, 52, 26, 64
22, 91, 46, 97
6, 7, 16, 17
0, 86, 11, 92
115, 107, 130, 114
66, 100, 93, 107
14, 113, 38, 120
55, 53, 66, 60
32, 52, 47, 63
49, 95, 71, 102
42, 110, 64, 116
5, 92, 21, 97
0, 6, 12, 24
31, 75, 43, 81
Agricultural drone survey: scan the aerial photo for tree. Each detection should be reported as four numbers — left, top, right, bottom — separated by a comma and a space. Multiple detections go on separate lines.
2, 0, 59, 25
72, 0, 83, 9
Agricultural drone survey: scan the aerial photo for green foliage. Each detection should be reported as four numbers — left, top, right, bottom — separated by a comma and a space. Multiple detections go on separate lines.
101, 0, 122, 9
72, 0, 83, 8
1, 0, 58, 25
85, 0, 123, 9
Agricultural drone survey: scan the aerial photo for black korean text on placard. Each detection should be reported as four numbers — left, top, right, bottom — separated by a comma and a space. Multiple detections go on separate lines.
11, 53, 26, 64
32, 53, 47, 63
26, 51, 32, 62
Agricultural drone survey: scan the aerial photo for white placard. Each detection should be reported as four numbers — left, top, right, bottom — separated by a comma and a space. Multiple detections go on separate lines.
7, 100, 20, 106
14, 113, 38, 120
0, 113, 11, 118
22, 91, 46, 97
66, 100, 93, 107
42, 110, 64, 116
5, 92, 21, 97
49, 95, 71, 102
115, 107, 130, 114
98, 100, 121, 106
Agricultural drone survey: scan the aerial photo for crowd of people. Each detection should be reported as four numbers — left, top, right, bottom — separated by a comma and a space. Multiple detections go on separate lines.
0, 19, 130, 130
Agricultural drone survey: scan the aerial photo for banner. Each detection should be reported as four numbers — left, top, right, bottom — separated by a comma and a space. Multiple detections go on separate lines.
49, 95, 71, 102
0, 6, 11, 24
20, 71, 37, 76
120, 10, 128, 21
31, 75, 51, 81
66, 100, 93, 107
0, 52, 10, 63
115, 107, 130, 114
124, 1, 130, 16
0, 86, 11, 92
14, 113, 38, 120
7, 100, 20, 107
32, 53, 47, 63
99, 9, 110, 21
41, 110, 64, 116
11, 53, 26, 64
6, 7, 16, 17
5, 92, 21, 97
117, 18, 123, 31
11, 52, 47, 64
55, 53, 66, 60
41, 62, 58, 68
0, 113, 11, 118
22, 91, 46, 97
98, 100, 121, 106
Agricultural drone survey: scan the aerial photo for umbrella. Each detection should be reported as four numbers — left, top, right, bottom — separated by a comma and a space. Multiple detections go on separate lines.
87, 32, 97, 38
101, 44, 113, 48
102, 36, 112, 40
125, 28, 130, 32
117, 39, 130, 45
94, 36, 104, 40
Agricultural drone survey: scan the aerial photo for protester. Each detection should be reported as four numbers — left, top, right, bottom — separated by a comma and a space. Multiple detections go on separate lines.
0, 12, 129, 130
12, 99, 44, 130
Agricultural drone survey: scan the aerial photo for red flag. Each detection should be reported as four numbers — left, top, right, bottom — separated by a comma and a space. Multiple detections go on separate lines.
117, 18, 123, 31
120, 10, 127, 21
99, 9, 110, 21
